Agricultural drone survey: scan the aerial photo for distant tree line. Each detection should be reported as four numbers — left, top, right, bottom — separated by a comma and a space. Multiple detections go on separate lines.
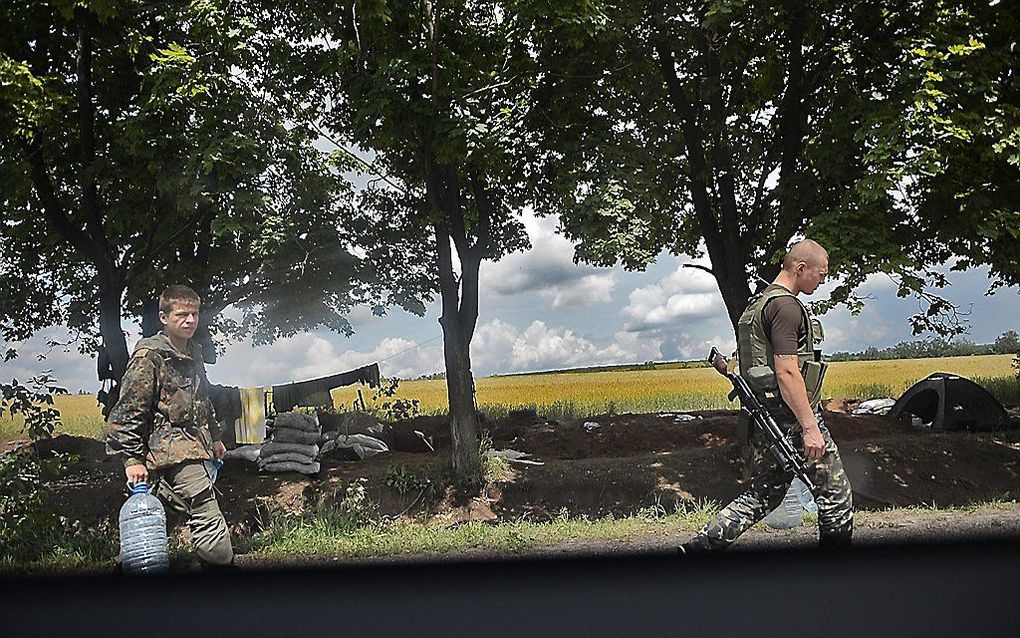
828, 330, 1020, 362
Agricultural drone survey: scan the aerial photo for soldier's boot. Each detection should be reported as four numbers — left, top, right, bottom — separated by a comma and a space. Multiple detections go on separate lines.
676, 535, 713, 556
818, 521, 853, 550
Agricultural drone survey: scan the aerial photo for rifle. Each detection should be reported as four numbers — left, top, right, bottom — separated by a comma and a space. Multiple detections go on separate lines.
707, 347, 813, 487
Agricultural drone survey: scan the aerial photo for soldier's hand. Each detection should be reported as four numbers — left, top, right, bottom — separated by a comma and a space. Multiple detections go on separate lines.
213, 440, 226, 461
802, 425, 825, 462
125, 463, 149, 486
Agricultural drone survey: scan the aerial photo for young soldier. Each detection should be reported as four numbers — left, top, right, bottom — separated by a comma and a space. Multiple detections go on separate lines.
106, 285, 234, 567
680, 239, 853, 553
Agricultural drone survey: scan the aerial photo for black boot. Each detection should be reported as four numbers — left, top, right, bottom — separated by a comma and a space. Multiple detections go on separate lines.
676, 536, 712, 556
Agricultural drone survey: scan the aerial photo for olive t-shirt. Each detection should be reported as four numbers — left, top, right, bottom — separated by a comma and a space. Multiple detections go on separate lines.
761, 285, 806, 356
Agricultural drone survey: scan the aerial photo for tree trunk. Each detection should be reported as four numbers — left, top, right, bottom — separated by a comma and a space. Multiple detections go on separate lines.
427, 173, 482, 484
98, 274, 129, 410
439, 310, 481, 481
703, 229, 754, 335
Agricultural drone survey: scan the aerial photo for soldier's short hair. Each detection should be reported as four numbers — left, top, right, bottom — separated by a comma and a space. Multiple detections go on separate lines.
782, 239, 828, 270
159, 285, 201, 314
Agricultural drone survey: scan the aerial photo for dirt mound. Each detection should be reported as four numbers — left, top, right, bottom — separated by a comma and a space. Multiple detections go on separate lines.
488, 412, 735, 459
36, 434, 113, 465
494, 431, 1020, 518
487, 409, 919, 461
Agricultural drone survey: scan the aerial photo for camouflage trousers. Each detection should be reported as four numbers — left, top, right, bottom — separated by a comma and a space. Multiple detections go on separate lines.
692, 412, 853, 550
155, 461, 234, 566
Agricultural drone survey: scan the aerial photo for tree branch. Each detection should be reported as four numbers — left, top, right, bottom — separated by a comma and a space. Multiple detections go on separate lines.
433, 219, 461, 317
18, 137, 99, 263
468, 169, 493, 260
652, 39, 720, 243
441, 163, 469, 259
682, 263, 715, 276
774, 4, 809, 226
75, 12, 112, 262
702, 30, 742, 245
126, 206, 213, 283
310, 121, 408, 194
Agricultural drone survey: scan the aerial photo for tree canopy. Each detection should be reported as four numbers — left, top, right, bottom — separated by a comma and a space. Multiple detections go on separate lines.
260, 0, 536, 479
526, 0, 1018, 336
0, 0, 403, 384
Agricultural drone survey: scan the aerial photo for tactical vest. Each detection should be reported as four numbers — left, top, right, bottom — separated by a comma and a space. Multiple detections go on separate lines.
736, 286, 827, 409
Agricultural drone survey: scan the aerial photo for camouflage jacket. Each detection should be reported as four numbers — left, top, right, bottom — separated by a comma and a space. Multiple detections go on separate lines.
106, 332, 221, 470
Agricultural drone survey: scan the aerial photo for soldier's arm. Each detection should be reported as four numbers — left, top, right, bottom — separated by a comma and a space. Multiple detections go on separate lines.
774, 354, 825, 461
105, 354, 158, 467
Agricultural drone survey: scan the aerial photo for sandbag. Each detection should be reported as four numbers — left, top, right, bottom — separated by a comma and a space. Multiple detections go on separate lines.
271, 427, 322, 445
273, 411, 320, 433
320, 434, 389, 461
340, 411, 385, 436
389, 428, 434, 453
260, 460, 320, 474
224, 444, 262, 463
258, 451, 317, 465
260, 441, 320, 457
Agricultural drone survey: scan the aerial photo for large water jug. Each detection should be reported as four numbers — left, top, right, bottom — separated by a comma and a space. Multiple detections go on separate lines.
763, 481, 804, 529
204, 459, 224, 483
792, 477, 818, 514
119, 483, 169, 574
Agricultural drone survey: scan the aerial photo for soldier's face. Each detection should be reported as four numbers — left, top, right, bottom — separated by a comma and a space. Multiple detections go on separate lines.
798, 258, 828, 295
160, 301, 200, 342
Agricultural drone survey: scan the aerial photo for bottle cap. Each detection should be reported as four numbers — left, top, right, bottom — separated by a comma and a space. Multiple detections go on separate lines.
130, 482, 149, 495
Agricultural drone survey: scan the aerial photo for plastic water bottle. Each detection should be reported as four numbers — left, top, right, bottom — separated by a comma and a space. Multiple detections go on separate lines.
763, 482, 804, 529
792, 477, 818, 514
119, 483, 169, 574
204, 459, 224, 483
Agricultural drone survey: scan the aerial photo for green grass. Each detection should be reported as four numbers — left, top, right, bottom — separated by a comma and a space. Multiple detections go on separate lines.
3, 496, 1016, 573
239, 498, 723, 562
973, 375, 1020, 407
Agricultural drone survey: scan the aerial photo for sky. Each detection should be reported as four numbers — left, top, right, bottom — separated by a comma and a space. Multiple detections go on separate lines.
2, 209, 1018, 393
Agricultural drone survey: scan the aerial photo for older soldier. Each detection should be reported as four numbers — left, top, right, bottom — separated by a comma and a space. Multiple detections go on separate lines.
106, 284, 234, 567
680, 239, 853, 553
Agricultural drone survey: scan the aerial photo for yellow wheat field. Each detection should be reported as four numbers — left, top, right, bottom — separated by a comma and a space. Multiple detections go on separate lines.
337, 354, 1018, 419
2, 354, 1016, 439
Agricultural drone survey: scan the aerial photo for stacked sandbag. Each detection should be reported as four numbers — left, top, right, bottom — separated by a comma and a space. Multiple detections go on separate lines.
318, 410, 433, 453
258, 412, 321, 474
320, 431, 389, 461
224, 444, 261, 463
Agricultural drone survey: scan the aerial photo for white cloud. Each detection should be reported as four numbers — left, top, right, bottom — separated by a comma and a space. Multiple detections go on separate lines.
1, 327, 121, 393
623, 259, 727, 331
543, 273, 617, 307
481, 209, 616, 308
674, 333, 736, 361
209, 333, 445, 386
819, 322, 849, 350
859, 272, 900, 293
470, 319, 662, 374
208, 318, 663, 385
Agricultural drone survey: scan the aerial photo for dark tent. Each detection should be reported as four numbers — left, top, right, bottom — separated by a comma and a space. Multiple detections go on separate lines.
889, 372, 1010, 432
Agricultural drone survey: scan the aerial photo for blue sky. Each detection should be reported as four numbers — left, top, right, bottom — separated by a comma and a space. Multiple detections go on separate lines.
3, 209, 1018, 393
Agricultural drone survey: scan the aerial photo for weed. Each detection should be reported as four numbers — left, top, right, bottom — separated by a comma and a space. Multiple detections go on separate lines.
477, 433, 514, 484
636, 498, 669, 521
385, 463, 431, 495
